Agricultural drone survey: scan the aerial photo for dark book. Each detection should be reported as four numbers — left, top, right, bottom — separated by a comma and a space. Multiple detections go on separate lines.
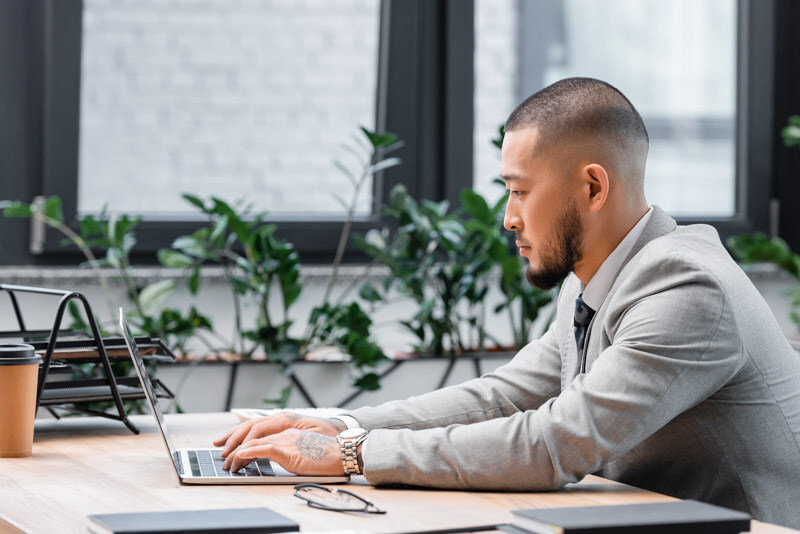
509, 500, 751, 534
87, 507, 299, 534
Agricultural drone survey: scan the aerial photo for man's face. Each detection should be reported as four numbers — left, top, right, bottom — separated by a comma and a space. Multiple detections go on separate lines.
501, 128, 585, 290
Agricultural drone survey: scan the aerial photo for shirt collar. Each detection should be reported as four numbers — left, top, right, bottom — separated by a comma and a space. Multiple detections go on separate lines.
580, 207, 654, 311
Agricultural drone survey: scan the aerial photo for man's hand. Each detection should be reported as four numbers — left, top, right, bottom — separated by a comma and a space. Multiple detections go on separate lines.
213, 412, 346, 464
223, 429, 345, 475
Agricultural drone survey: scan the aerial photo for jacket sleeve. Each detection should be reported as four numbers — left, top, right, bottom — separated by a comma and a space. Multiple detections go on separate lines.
343, 315, 564, 432
360, 258, 742, 489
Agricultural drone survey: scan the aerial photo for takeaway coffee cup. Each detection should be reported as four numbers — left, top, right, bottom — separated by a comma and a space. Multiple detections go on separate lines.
0, 344, 42, 458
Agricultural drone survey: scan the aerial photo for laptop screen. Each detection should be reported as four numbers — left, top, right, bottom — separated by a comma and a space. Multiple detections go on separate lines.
119, 309, 183, 480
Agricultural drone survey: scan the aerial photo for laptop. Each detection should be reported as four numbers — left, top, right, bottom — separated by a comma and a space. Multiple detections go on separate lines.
120, 309, 350, 485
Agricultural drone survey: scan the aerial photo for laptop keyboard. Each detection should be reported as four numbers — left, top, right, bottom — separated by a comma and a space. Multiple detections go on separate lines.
186, 449, 275, 478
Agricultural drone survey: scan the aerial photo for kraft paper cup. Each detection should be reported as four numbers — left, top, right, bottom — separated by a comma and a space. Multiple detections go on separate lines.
0, 344, 42, 458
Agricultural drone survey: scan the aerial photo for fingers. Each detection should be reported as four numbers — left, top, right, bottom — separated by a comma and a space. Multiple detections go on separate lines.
215, 412, 342, 460
211, 425, 240, 447
215, 414, 285, 457
213, 417, 258, 448
228, 443, 283, 473
241, 419, 284, 447
222, 430, 343, 476
217, 421, 258, 457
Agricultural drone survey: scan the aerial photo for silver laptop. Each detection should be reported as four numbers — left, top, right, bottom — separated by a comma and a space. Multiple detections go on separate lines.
120, 309, 349, 485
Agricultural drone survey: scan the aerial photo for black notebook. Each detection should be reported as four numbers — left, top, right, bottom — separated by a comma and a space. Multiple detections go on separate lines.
508, 500, 751, 534
87, 507, 300, 534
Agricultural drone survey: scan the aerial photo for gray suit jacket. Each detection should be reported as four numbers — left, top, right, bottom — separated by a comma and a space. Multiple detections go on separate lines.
345, 206, 800, 528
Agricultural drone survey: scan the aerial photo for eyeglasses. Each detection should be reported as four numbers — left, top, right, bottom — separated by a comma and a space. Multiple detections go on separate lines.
293, 483, 386, 514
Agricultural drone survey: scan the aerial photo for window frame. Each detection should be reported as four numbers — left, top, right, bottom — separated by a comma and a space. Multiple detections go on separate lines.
0, 0, 788, 267
15, 0, 475, 265
515, 0, 772, 243
675, 0, 774, 243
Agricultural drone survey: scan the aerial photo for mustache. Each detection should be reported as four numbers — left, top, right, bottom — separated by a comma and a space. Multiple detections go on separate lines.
515, 232, 531, 246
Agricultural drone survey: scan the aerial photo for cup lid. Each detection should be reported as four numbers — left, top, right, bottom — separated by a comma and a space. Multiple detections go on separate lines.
0, 344, 43, 366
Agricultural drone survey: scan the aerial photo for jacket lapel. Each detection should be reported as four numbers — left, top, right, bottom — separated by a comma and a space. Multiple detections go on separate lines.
577, 206, 677, 374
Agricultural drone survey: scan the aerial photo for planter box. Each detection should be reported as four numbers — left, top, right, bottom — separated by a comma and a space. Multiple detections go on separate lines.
152, 352, 517, 413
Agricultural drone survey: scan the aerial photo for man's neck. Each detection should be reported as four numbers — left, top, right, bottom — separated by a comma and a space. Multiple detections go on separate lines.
575, 205, 650, 285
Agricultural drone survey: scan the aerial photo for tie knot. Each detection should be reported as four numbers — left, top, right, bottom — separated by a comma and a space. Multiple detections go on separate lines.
574, 294, 596, 328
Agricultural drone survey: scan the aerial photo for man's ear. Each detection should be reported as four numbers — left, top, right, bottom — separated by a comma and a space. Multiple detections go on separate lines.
583, 163, 609, 212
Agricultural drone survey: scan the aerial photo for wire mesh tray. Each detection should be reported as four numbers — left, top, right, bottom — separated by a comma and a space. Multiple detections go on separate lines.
39, 376, 173, 405
28, 336, 176, 364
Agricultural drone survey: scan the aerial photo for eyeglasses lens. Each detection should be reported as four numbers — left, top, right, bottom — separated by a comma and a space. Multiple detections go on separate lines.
298, 486, 366, 511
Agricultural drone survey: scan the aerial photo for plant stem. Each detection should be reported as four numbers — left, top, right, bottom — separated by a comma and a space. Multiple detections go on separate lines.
508, 302, 520, 348
332, 234, 407, 306
119, 254, 146, 320
479, 300, 486, 350
221, 257, 244, 355
322, 146, 378, 307
323, 174, 365, 305
33, 213, 117, 326
191, 329, 223, 355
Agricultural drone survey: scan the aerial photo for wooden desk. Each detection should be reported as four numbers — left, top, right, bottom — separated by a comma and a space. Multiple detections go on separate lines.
0, 413, 795, 534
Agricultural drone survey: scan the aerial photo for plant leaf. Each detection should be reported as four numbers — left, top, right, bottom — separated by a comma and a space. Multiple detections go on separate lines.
2, 201, 32, 218
139, 279, 177, 316
188, 266, 200, 295
105, 247, 123, 269
158, 249, 195, 268
459, 188, 492, 224
353, 372, 381, 391
43, 196, 64, 223
358, 284, 383, 302
183, 194, 206, 211
366, 157, 401, 176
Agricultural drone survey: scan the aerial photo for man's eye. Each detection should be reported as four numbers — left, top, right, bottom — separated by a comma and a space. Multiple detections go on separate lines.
508, 190, 522, 197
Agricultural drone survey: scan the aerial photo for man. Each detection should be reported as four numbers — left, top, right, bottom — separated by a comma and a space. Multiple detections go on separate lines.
215, 78, 800, 528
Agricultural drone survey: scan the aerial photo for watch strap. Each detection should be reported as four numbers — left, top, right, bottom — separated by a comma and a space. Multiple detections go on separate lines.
337, 430, 368, 475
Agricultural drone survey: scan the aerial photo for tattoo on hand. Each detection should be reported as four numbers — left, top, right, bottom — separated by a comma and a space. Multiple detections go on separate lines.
296, 431, 329, 461
285, 412, 302, 421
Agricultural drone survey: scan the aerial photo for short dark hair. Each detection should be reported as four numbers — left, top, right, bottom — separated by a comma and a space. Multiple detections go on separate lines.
505, 77, 649, 155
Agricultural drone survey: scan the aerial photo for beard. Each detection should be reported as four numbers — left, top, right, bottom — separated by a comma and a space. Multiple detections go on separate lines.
524, 200, 584, 290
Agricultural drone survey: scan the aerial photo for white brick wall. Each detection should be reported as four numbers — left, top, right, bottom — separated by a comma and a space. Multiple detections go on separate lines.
473, 0, 518, 208
78, 0, 380, 218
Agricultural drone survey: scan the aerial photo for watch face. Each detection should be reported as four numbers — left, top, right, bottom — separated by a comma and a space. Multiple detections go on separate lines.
339, 428, 367, 439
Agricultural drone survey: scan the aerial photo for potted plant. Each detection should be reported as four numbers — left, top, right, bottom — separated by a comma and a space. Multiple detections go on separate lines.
727, 115, 800, 338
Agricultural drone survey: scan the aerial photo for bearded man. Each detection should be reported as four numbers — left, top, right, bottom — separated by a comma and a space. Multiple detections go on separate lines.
215, 78, 800, 528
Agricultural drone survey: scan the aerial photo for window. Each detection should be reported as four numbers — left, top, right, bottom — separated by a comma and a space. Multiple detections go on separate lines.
19, 0, 474, 263
0, 0, 782, 266
78, 0, 381, 219
474, 0, 773, 239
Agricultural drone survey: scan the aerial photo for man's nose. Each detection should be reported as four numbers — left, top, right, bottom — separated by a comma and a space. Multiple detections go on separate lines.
503, 199, 520, 232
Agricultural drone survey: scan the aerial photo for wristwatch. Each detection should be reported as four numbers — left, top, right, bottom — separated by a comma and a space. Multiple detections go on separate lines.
336, 428, 369, 475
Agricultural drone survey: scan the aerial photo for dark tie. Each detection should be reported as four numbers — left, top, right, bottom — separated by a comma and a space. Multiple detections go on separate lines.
574, 293, 596, 372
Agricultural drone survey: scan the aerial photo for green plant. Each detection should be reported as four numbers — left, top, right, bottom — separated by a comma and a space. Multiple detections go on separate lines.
162, 196, 302, 360
2, 126, 403, 410
354, 182, 552, 355
352, 122, 552, 355
160, 127, 401, 393
728, 233, 800, 325
1, 199, 214, 349
0, 200, 213, 414
727, 115, 800, 329
781, 115, 800, 147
